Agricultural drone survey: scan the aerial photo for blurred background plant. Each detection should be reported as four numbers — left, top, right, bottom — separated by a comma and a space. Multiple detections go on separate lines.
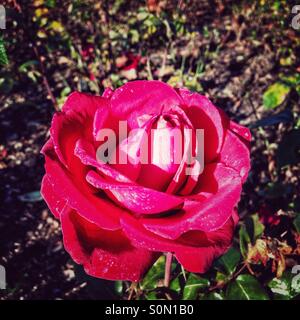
0, 0, 300, 300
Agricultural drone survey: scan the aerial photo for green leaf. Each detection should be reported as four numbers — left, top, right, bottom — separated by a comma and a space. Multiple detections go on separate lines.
18, 60, 39, 73
226, 275, 269, 300
46, 0, 56, 8
293, 214, 300, 233
244, 213, 265, 244
203, 291, 225, 300
183, 274, 210, 300
137, 11, 149, 21
114, 281, 123, 296
251, 214, 265, 241
268, 271, 300, 300
216, 247, 241, 275
263, 82, 290, 109
280, 74, 300, 86
238, 214, 264, 260
170, 277, 181, 293
0, 38, 9, 66
145, 291, 158, 300
215, 271, 227, 284
239, 225, 250, 258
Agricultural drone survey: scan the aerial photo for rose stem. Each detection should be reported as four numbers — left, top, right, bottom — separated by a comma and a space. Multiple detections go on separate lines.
33, 46, 59, 112
128, 282, 137, 300
164, 252, 173, 287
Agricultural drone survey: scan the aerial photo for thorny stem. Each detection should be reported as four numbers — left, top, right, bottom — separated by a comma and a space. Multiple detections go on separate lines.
33, 46, 59, 112
128, 282, 138, 300
208, 262, 248, 292
164, 252, 173, 288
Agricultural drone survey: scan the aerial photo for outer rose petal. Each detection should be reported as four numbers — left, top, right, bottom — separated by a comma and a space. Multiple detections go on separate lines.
229, 120, 252, 142
141, 163, 242, 238
102, 87, 114, 99
175, 246, 227, 273
86, 170, 184, 215
121, 211, 237, 273
121, 212, 212, 252
175, 212, 236, 273
61, 207, 160, 281
110, 80, 183, 129
61, 91, 101, 114
51, 92, 109, 168
40, 175, 66, 218
219, 129, 251, 182
43, 150, 122, 230
178, 88, 228, 162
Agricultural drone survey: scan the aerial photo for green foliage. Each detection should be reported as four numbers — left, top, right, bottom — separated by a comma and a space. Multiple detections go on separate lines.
215, 247, 241, 275
203, 291, 225, 300
141, 255, 176, 290
248, 214, 265, 242
239, 225, 251, 259
239, 213, 265, 261
280, 74, 300, 95
226, 275, 269, 300
170, 277, 181, 294
268, 272, 300, 300
183, 274, 210, 300
114, 281, 124, 296
293, 214, 300, 233
0, 38, 8, 66
18, 60, 41, 83
263, 82, 290, 109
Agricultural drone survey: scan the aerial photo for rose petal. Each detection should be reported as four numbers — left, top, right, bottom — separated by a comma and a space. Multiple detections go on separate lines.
229, 120, 252, 142
166, 125, 195, 194
178, 89, 228, 162
102, 87, 114, 99
109, 114, 158, 182
61, 207, 160, 281
178, 159, 202, 195
137, 116, 181, 191
74, 139, 133, 184
110, 80, 183, 129
51, 92, 108, 168
40, 175, 66, 218
121, 211, 236, 273
141, 163, 242, 238
86, 170, 184, 215
44, 151, 122, 230
121, 213, 211, 252
175, 213, 235, 273
219, 129, 251, 182
61, 91, 103, 115
175, 245, 227, 273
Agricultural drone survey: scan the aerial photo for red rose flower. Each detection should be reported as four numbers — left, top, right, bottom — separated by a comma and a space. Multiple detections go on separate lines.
41, 80, 251, 281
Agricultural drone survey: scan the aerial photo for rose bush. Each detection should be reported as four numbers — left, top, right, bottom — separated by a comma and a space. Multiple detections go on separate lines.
41, 80, 251, 281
